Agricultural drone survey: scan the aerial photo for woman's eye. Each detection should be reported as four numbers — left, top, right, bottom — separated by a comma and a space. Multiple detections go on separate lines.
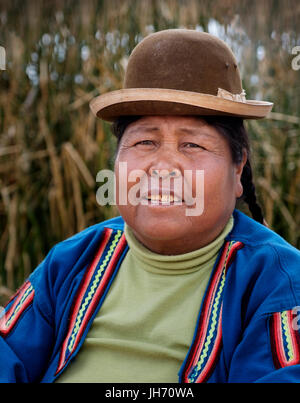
183, 142, 204, 149
134, 140, 154, 146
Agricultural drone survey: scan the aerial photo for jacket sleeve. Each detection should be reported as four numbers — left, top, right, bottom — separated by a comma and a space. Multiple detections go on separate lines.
227, 307, 300, 383
0, 222, 107, 383
0, 249, 56, 383
226, 239, 300, 383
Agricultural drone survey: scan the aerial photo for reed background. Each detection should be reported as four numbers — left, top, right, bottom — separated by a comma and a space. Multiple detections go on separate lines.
0, 0, 299, 304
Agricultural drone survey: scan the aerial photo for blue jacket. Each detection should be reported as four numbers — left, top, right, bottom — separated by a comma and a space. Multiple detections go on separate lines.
1, 209, 300, 383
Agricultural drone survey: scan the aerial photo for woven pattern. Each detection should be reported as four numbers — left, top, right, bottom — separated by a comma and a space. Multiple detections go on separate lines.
181, 240, 244, 383
56, 228, 128, 375
270, 309, 300, 369
0, 281, 35, 336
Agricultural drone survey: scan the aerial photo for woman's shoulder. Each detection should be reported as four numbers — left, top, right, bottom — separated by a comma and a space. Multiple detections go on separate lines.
29, 215, 126, 290
227, 209, 300, 312
53, 215, 125, 250
229, 209, 300, 278
229, 209, 300, 255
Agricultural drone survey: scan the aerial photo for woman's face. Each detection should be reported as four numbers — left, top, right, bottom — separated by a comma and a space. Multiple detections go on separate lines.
114, 115, 246, 255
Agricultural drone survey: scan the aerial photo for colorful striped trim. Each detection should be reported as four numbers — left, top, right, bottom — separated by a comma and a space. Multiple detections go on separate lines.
270, 309, 300, 369
55, 228, 128, 375
181, 240, 244, 383
0, 280, 35, 337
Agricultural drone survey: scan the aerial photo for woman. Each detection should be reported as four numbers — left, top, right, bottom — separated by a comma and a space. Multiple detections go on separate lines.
1, 29, 300, 383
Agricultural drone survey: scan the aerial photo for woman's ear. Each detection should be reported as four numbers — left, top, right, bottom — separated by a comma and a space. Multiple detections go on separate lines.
235, 149, 248, 198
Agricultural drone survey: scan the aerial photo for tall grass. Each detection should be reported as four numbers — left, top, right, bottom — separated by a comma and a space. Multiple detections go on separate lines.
0, 0, 299, 304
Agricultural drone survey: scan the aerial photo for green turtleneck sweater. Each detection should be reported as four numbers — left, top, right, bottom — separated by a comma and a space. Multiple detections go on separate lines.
57, 216, 234, 383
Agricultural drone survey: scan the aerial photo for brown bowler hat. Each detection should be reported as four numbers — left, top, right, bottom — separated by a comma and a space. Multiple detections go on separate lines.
90, 29, 273, 121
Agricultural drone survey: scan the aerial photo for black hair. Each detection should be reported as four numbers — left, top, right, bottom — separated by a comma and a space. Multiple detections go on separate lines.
111, 115, 265, 224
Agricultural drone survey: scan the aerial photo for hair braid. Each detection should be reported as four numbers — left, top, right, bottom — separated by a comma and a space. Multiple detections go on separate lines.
241, 158, 265, 225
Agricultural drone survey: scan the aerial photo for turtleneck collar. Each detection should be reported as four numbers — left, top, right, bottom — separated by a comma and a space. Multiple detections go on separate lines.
124, 216, 234, 275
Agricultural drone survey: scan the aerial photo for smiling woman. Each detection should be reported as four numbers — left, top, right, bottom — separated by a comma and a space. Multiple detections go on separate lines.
1, 28, 300, 384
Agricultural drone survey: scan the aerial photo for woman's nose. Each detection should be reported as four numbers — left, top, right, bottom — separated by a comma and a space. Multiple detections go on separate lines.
149, 167, 181, 178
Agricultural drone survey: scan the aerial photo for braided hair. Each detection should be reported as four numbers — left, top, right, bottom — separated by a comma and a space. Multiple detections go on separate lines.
111, 115, 265, 225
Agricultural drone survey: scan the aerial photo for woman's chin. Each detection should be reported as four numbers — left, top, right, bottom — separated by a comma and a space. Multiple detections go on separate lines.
132, 218, 191, 243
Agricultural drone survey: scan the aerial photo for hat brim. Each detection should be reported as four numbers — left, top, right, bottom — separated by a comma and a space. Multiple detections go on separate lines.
90, 88, 273, 121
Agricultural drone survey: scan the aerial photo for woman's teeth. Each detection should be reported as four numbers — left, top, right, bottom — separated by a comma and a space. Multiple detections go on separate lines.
146, 194, 181, 204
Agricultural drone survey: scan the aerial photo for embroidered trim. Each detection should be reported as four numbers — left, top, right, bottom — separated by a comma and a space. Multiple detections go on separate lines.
0, 280, 35, 337
181, 240, 244, 383
270, 310, 300, 369
55, 228, 127, 375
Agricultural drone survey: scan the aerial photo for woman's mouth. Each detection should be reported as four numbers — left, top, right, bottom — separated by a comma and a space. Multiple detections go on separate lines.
141, 192, 184, 206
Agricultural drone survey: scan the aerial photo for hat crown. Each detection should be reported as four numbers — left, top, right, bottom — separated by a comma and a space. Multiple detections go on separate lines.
124, 29, 243, 96
89, 28, 273, 121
